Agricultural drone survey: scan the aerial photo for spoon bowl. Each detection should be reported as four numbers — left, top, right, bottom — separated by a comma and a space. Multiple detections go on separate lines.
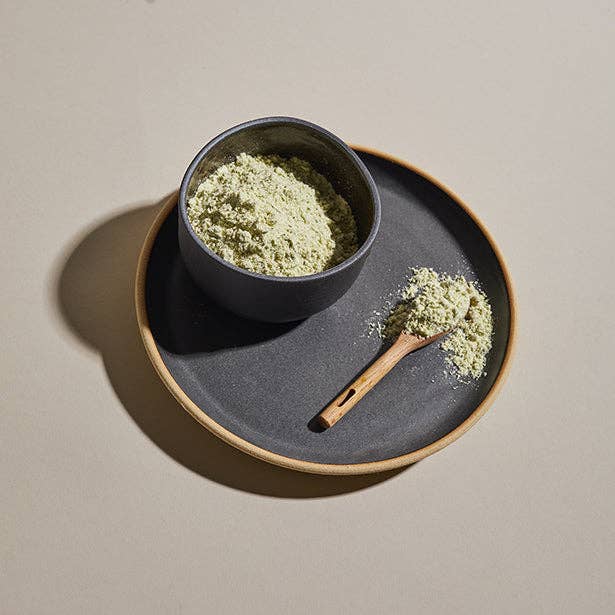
317, 300, 470, 429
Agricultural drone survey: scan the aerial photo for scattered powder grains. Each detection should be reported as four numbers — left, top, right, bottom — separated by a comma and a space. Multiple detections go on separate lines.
187, 153, 358, 277
382, 267, 494, 380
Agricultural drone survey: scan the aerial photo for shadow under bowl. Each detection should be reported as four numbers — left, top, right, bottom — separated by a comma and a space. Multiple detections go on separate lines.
178, 116, 381, 323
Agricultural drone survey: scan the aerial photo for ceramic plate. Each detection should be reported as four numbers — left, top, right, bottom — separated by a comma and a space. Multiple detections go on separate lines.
136, 147, 516, 474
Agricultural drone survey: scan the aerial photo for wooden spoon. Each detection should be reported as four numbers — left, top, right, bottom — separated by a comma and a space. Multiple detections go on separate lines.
317, 328, 454, 430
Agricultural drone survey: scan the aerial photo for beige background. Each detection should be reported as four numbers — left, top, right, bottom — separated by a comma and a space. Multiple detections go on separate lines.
2, 1, 614, 613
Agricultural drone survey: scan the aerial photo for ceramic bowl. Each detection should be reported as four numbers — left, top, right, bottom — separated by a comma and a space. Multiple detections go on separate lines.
178, 116, 381, 322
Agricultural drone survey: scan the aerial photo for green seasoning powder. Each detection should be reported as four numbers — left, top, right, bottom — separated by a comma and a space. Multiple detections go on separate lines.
187, 153, 358, 277
383, 267, 493, 379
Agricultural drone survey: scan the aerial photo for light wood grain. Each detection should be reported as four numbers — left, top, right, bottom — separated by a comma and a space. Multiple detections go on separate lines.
318, 330, 448, 429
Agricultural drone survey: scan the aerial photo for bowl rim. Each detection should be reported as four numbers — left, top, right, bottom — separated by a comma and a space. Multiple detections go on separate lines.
178, 116, 381, 282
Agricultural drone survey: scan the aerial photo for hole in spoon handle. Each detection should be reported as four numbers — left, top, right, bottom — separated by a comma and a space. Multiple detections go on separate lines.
318, 336, 412, 429
337, 388, 356, 407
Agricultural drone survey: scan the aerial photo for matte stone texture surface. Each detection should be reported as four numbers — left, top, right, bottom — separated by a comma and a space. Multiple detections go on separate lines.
146, 151, 511, 464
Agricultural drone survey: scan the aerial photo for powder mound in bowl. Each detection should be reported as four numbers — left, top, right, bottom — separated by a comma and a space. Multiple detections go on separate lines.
187, 153, 359, 277
383, 267, 493, 380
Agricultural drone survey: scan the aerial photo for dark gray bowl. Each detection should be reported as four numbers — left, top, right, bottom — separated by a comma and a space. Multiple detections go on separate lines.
178, 117, 381, 322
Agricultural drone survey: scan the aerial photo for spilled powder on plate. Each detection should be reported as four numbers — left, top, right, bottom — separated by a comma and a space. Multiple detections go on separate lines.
377, 267, 494, 380
187, 153, 358, 277
383, 267, 471, 338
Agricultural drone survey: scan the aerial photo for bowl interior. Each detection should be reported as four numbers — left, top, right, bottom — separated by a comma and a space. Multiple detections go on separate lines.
185, 121, 377, 245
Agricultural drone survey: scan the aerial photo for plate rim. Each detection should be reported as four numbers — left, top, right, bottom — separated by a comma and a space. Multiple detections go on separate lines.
134, 146, 517, 475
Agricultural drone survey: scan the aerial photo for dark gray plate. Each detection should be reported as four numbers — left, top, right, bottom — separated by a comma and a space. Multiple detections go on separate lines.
140, 149, 514, 471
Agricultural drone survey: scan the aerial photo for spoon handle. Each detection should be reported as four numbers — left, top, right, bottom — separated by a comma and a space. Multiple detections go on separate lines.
318, 334, 415, 429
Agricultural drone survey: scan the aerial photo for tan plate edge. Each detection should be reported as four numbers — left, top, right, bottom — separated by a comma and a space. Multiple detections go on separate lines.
134, 146, 517, 475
